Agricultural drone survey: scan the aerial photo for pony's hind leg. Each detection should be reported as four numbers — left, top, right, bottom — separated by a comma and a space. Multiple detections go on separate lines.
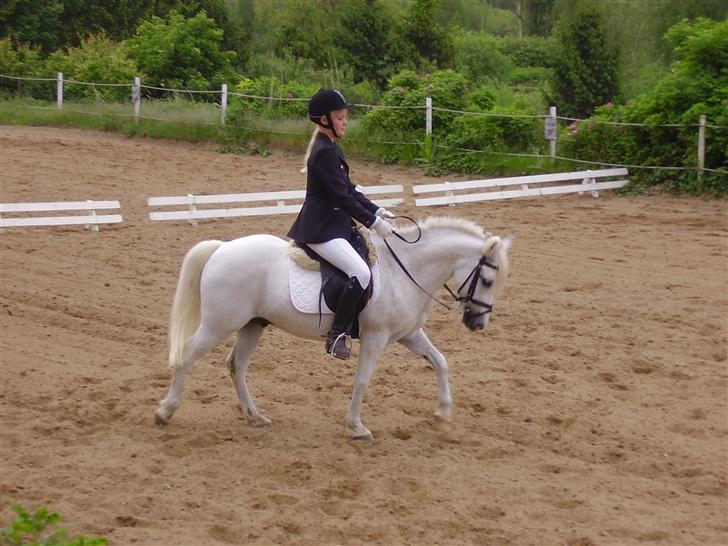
155, 325, 229, 425
226, 321, 270, 427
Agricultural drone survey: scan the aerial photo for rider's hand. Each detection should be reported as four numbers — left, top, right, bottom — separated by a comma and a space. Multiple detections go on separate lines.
371, 217, 393, 238
375, 208, 396, 222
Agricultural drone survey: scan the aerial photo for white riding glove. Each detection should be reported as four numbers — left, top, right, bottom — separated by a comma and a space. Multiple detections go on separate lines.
371, 216, 393, 238
375, 208, 396, 222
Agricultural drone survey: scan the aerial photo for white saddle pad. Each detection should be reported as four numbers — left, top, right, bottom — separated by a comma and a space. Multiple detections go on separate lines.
288, 258, 380, 314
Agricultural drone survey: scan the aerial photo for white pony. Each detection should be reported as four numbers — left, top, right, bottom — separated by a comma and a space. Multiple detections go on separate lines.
155, 217, 512, 440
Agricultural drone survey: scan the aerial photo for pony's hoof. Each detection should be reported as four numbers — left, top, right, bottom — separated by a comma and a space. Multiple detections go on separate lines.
250, 415, 272, 428
434, 410, 452, 421
154, 411, 168, 426
353, 434, 373, 441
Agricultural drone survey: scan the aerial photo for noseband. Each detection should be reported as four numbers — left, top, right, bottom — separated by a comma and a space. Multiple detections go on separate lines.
382, 217, 498, 315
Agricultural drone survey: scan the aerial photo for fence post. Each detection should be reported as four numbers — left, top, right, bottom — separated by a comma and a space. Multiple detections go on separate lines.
697, 114, 706, 191
132, 76, 141, 122
221, 83, 228, 125
424, 96, 433, 161
545, 106, 557, 160
56, 72, 63, 111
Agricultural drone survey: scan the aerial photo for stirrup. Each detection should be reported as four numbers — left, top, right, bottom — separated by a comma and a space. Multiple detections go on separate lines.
326, 331, 352, 360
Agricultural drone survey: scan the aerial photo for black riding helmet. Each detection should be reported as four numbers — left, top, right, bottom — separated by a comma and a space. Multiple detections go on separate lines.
308, 89, 351, 138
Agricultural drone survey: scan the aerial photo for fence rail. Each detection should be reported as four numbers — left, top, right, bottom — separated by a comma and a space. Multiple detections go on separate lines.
413, 168, 629, 206
147, 185, 404, 224
2, 73, 725, 179
0, 199, 122, 230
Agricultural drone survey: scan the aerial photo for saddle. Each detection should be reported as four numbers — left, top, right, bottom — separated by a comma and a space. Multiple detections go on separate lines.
289, 228, 376, 339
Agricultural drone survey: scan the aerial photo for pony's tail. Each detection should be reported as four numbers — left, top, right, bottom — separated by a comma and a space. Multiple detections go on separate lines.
300, 127, 319, 174
168, 240, 223, 368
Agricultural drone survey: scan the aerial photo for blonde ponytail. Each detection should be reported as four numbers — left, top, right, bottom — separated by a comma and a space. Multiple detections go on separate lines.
301, 127, 319, 174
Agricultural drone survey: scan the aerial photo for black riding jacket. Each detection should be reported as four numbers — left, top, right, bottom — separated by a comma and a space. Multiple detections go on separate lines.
287, 132, 379, 244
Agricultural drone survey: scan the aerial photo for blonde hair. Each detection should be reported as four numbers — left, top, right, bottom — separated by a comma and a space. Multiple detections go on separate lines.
301, 127, 320, 174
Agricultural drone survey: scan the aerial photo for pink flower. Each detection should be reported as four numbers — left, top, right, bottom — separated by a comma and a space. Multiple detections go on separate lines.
605, 101, 613, 108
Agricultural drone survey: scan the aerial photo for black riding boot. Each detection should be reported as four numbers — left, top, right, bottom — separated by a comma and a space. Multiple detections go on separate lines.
325, 276, 365, 360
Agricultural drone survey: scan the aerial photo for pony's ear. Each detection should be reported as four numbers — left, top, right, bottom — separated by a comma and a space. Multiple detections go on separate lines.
501, 235, 514, 252
482, 236, 500, 256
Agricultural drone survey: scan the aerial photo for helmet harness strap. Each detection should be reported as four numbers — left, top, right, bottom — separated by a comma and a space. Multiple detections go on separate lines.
323, 112, 340, 138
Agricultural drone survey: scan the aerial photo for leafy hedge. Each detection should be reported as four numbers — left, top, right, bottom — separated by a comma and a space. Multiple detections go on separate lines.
564, 18, 727, 194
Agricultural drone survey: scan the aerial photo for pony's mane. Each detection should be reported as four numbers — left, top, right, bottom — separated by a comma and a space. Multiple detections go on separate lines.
414, 216, 486, 239
398, 216, 509, 295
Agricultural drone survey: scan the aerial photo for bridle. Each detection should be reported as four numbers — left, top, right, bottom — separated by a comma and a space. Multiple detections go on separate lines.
382, 216, 498, 316
443, 255, 498, 317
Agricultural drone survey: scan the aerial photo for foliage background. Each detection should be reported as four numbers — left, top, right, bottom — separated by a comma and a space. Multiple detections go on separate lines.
1, 0, 726, 193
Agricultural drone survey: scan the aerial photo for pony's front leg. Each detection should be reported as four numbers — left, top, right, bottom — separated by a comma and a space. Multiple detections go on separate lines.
226, 321, 270, 427
345, 331, 387, 440
398, 329, 452, 420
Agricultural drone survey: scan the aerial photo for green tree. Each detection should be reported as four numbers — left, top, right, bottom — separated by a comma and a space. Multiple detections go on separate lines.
486, 0, 555, 37
564, 18, 727, 193
332, 0, 400, 87
551, 3, 619, 118
524, 0, 555, 36
126, 10, 239, 91
175, 0, 250, 68
402, 0, 454, 67
256, 0, 336, 68
58, 0, 158, 43
0, 0, 64, 52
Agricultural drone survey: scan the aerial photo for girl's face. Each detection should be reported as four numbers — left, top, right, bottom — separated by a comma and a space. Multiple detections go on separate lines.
328, 108, 348, 138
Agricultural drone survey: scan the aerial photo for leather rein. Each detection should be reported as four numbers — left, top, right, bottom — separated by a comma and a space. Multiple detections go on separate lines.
382, 216, 498, 316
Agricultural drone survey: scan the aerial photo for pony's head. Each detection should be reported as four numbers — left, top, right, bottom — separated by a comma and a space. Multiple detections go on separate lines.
455, 233, 512, 331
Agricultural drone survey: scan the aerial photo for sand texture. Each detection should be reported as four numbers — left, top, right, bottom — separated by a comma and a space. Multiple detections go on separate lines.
1, 126, 726, 545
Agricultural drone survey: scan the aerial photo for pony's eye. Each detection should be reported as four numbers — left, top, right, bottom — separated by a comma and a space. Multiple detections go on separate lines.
481, 277, 493, 288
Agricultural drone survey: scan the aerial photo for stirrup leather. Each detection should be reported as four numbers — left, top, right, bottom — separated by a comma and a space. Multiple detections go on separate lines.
326, 331, 352, 360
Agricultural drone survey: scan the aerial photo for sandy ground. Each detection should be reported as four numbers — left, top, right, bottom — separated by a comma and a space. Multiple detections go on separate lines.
0, 125, 726, 546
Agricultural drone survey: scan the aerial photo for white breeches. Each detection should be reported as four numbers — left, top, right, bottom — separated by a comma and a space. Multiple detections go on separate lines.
308, 238, 371, 289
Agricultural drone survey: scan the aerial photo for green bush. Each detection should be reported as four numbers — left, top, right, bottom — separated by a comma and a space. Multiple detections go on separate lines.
453, 31, 512, 84
435, 104, 543, 173
508, 66, 553, 87
231, 76, 319, 119
0, 38, 49, 99
363, 69, 468, 136
496, 35, 556, 68
466, 86, 496, 111
43, 34, 138, 102
0, 503, 107, 546
126, 10, 239, 96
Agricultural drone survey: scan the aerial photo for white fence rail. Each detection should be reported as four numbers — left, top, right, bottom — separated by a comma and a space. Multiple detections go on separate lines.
0, 200, 122, 230
413, 168, 628, 206
147, 185, 404, 224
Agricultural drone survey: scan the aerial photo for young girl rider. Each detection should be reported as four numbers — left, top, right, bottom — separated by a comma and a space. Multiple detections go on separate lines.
288, 89, 395, 360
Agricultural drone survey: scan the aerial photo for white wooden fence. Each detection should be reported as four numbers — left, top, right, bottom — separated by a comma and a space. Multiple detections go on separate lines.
0, 171, 629, 232
147, 184, 404, 224
0, 200, 122, 230
413, 168, 629, 207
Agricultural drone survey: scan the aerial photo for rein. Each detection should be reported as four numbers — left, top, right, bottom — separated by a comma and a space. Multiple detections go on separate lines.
382, 216, 498, 314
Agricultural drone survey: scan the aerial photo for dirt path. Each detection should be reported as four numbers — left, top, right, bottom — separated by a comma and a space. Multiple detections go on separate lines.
1, 125, 726, 545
